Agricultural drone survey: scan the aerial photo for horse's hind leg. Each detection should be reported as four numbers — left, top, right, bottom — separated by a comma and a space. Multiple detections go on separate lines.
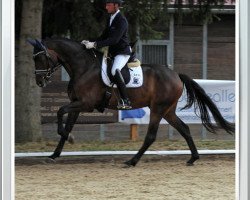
164, 113, 199, 165
124, 111, 162, 167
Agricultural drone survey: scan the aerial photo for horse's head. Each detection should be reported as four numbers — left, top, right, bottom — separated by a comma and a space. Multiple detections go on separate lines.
27, 39, 61, 87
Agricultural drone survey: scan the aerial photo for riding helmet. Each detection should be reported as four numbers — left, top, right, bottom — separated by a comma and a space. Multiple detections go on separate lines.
105, 0, 124, 5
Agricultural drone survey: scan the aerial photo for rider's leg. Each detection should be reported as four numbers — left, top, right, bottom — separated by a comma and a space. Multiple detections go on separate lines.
112, 55, 132, 109
111, 55, 130, 76
114, 69, 132, 109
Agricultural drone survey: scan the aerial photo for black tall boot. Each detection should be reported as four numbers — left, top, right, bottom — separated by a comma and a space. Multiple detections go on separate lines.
114, 69, 132, 110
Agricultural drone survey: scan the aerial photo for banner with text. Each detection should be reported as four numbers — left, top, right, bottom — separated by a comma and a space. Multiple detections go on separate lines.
119, 80, 235, 124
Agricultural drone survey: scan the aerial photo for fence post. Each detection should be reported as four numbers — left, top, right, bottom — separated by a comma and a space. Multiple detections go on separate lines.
99, 124, 105, 142
130, 124, 138, 141
168, 125, 174, 140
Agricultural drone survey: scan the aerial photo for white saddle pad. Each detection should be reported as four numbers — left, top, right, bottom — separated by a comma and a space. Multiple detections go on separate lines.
101, 56, 143, 88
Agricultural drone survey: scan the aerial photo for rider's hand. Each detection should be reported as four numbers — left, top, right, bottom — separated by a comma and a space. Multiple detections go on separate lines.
81, 40, 89, 45
85, 41, 96, 49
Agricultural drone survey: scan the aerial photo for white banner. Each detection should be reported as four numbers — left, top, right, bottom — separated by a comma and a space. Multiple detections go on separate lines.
119, 80, 235, 124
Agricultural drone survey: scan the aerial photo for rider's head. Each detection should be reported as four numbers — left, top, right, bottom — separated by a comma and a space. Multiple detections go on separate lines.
105, 0, 123, 14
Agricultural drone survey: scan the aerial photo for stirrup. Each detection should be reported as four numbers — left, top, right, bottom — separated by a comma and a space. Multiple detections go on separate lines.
117, 99, 132, 110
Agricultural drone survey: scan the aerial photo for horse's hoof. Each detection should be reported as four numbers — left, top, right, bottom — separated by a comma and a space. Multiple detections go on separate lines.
68, 133, 75, 144
48, 154, 59, 160
122, 164, 133, 168
122, 162, 134, 168
186, 156, 199, 166
123, 160, 136, 168
44, 157, 56, 164
186, 162, 194, 166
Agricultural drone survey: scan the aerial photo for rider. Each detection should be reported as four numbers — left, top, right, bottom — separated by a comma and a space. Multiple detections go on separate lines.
81, 0, 132, 110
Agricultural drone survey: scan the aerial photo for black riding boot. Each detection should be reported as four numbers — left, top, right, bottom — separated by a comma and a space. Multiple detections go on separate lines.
114, 69, 132, 110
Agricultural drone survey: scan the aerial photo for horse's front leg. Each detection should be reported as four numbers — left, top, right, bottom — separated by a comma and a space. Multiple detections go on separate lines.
64, 111, 80, 144
49, 101, 82, 160
49, 111, 80, 160
57, 101, 82, 139
49, 137, 66, 160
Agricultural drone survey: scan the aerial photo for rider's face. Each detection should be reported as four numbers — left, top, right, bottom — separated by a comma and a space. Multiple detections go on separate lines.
105, 3, 119, 14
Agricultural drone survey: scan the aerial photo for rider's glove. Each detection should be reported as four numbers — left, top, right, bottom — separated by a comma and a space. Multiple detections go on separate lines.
81, 40, 89, 45
85, 41, 96, 49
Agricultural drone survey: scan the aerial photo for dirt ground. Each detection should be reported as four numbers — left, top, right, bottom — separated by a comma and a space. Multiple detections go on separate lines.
15, 155, 235, 200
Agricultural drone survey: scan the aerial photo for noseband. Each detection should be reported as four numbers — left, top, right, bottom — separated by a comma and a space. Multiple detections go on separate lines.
33, 49, 62, 81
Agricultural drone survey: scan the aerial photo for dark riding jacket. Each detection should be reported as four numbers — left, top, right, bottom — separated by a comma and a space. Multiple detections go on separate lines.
95, 11, 131, 57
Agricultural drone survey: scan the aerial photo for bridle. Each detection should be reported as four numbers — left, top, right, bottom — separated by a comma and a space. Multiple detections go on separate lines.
33, 48, 62, 82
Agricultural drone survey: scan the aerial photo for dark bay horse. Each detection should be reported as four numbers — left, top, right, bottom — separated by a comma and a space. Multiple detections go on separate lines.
28, 38, 234, 166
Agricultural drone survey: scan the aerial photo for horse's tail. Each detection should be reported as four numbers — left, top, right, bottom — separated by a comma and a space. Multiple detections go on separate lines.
178, 73, 235, 134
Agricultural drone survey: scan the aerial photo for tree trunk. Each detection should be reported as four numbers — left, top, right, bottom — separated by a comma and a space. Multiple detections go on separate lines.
15, 0, 44, 143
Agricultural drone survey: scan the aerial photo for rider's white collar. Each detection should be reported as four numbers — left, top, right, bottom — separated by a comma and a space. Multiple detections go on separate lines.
110, 10, 120, 26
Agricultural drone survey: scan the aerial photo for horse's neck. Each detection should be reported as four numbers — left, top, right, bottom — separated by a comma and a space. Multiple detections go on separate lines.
66, 50, 103, 80
49, 41, 97, 78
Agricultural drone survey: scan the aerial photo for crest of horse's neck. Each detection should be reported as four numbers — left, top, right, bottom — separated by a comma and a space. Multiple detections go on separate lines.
46, 40, 80, 77
46, 40, 99, 78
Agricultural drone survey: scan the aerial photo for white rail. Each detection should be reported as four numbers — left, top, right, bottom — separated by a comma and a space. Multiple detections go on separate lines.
15, 149, 235, 158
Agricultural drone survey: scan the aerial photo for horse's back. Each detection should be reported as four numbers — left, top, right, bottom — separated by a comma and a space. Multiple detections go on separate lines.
141, 63, 182, 86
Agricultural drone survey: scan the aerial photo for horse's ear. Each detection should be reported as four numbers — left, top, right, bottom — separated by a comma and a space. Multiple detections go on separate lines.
27, 38, 37, 47
35, 39, 43, 49
34, 39, 47, 51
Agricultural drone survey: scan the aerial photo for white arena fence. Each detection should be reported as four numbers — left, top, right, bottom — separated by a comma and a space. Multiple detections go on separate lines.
15, 150, 235, 158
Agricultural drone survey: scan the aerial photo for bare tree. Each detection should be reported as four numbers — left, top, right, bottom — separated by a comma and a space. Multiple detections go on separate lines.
15, 0, 44, 143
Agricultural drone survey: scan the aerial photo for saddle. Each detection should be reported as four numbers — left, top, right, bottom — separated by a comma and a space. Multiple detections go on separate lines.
97, 43, 142, 113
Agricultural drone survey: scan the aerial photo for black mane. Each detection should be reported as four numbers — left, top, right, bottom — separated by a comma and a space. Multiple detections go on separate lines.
43, 38, 103, 59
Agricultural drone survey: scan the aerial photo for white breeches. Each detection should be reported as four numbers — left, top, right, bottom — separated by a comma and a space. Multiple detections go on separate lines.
111, 55, 130, 76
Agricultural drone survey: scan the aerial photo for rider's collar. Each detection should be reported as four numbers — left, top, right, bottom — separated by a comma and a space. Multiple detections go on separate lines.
110, 10, 120, 26
110, 9, 120, 18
